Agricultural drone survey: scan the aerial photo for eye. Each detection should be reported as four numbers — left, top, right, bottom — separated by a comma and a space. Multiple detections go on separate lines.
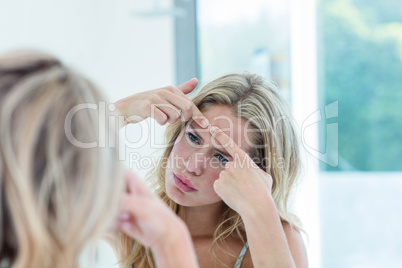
215, 154, 229, 164
186, 132, 200, 144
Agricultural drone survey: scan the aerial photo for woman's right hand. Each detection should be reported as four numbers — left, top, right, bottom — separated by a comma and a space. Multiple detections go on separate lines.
117, 170, 185, 248
115, 78, 209, 128
117, 170, 199, 268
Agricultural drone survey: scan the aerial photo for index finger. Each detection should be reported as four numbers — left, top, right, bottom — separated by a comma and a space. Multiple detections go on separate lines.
125, 169, 153, 198
176, 79, 209, 128
209, 125, 247, 160
191, 104, 210, 128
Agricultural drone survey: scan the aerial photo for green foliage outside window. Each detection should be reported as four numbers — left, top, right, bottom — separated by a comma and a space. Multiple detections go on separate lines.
318, 0, 402, 171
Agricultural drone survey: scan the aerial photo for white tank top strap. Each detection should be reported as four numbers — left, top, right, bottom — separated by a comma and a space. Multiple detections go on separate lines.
234, 241, 249, 268
129, 242, 138, 268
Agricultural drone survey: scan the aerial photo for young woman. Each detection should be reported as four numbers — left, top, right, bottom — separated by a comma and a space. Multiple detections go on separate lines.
117, 73, 308, 267
0, 50, 198, 268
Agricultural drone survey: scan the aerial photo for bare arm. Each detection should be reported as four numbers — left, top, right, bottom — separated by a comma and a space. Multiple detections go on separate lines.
210, 126, 308, 268
283, 222, 308, 268
241, 198, 308, 268
150, 220, 198, 268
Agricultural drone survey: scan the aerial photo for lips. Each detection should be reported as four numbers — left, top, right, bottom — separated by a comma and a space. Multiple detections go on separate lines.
173, 173, 197, 192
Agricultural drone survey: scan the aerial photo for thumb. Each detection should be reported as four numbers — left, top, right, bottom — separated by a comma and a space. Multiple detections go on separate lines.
177, 78, 198, 94
125, 169, 153, 197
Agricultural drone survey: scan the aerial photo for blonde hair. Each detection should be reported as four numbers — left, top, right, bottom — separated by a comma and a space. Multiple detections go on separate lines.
0, 50, 124, 267
120, 73, 303, 267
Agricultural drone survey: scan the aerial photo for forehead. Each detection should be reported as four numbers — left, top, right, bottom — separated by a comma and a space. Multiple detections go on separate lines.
190, 105, 253, 153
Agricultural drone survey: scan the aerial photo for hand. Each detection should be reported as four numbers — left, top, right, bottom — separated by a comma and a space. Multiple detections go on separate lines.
117, 170, 188, 249
115, 78, 209, 128
209, 126, 273, 215
210, 127, 306, 268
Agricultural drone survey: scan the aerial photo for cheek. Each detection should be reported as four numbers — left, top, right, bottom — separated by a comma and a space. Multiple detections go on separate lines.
204, 170, 224, 202
204, 168, 223, 187
171, 133, 190, 158
166, 138, 191, 173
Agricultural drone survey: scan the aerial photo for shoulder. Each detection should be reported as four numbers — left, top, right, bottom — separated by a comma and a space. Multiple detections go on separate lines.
282, 222, 309, 268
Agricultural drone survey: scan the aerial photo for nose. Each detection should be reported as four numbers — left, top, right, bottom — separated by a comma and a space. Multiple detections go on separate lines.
184, 152, 205, 176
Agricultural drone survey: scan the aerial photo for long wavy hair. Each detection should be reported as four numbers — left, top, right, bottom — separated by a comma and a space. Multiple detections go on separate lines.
0, 50, 124, 267
119, 73, 304, 268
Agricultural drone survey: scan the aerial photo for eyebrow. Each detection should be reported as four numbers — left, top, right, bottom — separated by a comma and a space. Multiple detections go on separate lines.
189, 123, 231, 158
188, 123, 204, 143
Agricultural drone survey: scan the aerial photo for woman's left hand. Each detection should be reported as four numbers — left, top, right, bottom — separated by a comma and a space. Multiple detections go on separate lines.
209, 126, 273, 215
210, 126, 306, 268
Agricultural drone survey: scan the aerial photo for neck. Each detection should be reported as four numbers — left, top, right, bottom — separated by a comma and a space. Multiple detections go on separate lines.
179, 201, 227, 237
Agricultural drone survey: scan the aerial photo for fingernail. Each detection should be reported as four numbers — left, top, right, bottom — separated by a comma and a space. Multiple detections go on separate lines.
210, 126, 217, 134
202, 119, 209, 127
118, 212, 130, 220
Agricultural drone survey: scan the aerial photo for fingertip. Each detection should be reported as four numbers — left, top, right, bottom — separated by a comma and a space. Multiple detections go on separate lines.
118, 211, 130, 220
201, 118, 209, 128
210, 125, 219, 135
191, 113, 210, 128
186, 77, 198, 86
125, 170, 150, 197
189, 79, 199, 90
178, 78, 198, 93
125, 170, 137, 194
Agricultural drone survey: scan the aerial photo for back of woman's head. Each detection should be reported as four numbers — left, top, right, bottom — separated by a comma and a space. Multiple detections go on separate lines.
0, 50, 124, 267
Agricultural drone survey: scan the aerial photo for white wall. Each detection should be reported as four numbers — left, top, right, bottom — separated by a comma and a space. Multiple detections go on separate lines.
0, 0, 175, 98
0, 0, 175, 174
0, 0, 175, 266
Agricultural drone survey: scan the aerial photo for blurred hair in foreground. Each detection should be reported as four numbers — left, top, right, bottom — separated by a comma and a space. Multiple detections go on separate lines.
0, 50, 124, 267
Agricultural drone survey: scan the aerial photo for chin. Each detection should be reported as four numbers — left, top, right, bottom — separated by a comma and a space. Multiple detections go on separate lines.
165, 184, 194, 206
166, 186, 223, 208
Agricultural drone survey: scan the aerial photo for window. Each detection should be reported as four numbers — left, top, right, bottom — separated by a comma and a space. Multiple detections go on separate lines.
197, 0, 292, 103
318, 0, 402, 172
191, 1, 402, 267
317, 0, 402, 267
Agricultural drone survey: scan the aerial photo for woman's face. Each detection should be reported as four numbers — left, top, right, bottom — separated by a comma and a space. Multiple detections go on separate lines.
165, 105, 252, 207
